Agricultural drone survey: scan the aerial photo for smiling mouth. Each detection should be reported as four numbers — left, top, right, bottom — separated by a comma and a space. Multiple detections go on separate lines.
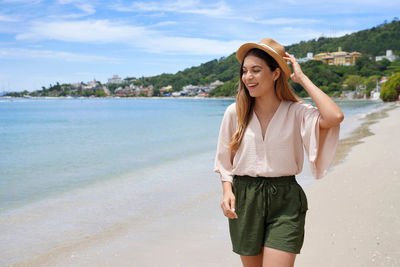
247, 83, 258, 89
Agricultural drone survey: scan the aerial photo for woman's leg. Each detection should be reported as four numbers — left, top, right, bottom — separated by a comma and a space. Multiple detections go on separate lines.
262, 247, 296, 267
240, 252, 263, 267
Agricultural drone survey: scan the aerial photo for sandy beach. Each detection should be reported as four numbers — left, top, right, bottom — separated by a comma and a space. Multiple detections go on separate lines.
296, 104, 400, 267
6, 102, 399, 267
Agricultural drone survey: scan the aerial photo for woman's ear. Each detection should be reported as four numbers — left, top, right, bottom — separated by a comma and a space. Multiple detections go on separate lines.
273, 68, 281, 81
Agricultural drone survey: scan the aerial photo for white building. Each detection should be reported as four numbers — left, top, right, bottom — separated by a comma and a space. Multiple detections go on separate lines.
376, 50, 399, 62
297, 52, 314, 63
210, 80, 224, 88
107, 75, 122, 84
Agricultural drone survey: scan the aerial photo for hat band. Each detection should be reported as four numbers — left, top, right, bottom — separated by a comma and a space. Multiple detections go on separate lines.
258, 43, 279, 56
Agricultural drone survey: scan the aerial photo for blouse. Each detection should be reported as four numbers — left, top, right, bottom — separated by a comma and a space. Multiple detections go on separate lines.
214, 100, 340, 183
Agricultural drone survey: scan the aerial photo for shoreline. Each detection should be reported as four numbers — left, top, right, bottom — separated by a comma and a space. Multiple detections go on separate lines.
332, 103, 396, 167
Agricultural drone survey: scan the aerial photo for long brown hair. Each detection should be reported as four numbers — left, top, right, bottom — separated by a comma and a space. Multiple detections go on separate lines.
229, 48, 299, 152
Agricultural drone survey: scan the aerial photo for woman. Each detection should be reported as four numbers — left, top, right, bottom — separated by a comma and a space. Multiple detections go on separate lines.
214, 38, 343, 267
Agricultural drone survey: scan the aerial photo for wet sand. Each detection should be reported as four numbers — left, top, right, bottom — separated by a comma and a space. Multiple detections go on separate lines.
296, 104, 400, 267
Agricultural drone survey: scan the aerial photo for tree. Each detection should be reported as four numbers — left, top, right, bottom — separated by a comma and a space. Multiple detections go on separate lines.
380, 72, 400, 101
152, 88, 161, 97
343, 75, 362, 90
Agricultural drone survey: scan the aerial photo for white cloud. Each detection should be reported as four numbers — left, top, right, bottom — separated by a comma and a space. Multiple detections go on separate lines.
16, 20, 148, 43
0, 14, 18, 22
110, 0, 233, 17
16, 19, 245, 55
143, 36, 243, 55
1, 0, 42, 3
57, 0, 96, 15
0, 47, 120, 63
270, 26, 355, 46
257, 18, 320, 25
147, 21, 178, 28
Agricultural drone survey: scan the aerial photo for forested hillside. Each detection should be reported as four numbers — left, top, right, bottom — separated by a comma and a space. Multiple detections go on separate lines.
210, 19, 400, 97
132, 19, 399, 97
285, 19, 400, 57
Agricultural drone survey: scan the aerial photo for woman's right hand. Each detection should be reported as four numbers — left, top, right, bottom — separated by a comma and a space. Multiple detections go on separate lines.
221, 182, 238, 219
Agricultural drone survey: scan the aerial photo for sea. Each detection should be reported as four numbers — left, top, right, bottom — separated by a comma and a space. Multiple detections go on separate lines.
0, 97, 386, 265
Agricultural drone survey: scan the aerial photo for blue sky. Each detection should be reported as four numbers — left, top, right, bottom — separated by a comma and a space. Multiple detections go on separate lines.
0, 0, 399, 92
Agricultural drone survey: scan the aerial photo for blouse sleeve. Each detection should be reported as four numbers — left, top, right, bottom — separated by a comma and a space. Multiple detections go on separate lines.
298, 102, 340, 179
214, 104, 236, 183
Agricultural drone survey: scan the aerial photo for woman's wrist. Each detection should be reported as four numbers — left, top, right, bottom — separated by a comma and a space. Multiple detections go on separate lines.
222, 181, 233, 194
297, 74, 310, 87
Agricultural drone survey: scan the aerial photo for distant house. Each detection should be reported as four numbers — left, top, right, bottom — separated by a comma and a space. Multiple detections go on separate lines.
160, 85, 173, 94
210, 80, 224, 88
314, 47, 361, 66
135, 85, 153, 97
107, 75, 122, 84
376, 50, 399, 62
172, 91, 184, 97
297, 52, 314, 63
180, 80, 225, 96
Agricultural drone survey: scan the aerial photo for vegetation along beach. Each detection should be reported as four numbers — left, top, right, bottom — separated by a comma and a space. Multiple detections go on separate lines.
1, 19, 400, 267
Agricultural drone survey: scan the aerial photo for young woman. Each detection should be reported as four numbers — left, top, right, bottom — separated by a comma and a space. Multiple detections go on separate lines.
214, 38, 343, 267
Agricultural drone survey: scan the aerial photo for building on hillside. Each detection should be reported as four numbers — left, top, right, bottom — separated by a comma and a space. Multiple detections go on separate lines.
135, 85, 153, 97
86, 79, 99, 89
71, 83, 82, 89
313, 47, 361, 66
370, 76, 389, 100
180, 80, 225, 96
376, 50, 399, 62
210, 80, 224, 88
107, 75, 122, 84
160, 85, 173, 96
82, 79, 101, 90
297, 53, 314, 63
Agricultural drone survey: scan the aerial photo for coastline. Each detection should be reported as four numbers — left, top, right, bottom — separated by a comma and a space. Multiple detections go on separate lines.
297, 103, 400, 266
332, 103, 396, 166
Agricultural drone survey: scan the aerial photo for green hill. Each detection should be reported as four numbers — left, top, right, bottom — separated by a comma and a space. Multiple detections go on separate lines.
285, 19, 400, 57
133, 19, 400, 97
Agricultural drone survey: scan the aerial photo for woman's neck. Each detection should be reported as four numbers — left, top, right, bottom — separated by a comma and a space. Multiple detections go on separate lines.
253, 92, 281, 115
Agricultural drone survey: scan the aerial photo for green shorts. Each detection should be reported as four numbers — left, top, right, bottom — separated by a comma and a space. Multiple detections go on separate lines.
229, 175, 308, 256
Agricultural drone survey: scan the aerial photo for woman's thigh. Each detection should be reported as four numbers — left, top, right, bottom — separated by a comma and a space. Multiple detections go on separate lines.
262, 247, 296, 267
240, 252, 263, 267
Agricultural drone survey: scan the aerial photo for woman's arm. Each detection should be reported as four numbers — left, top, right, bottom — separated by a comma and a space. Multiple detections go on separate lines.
284, 52, 344, 129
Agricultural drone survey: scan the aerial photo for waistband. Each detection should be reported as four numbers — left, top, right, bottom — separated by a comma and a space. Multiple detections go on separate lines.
233, 175, 296, 185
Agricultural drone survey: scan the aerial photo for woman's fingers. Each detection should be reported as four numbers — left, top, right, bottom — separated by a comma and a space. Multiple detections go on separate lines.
221, 198, 238, 219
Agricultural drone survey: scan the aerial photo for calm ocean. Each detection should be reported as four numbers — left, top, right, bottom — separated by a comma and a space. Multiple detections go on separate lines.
0, 97, 385, 265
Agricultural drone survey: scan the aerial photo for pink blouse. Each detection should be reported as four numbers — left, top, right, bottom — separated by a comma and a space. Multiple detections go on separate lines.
214, 100, 340, 183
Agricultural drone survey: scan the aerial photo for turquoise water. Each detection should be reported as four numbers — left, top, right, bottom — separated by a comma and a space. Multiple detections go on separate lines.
0, 98, 384, 212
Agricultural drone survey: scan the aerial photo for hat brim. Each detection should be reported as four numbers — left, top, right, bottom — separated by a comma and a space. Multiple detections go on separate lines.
236, 43, 291, 78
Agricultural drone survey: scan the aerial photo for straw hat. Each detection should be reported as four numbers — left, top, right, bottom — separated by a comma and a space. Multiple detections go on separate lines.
236, 38, 291, 78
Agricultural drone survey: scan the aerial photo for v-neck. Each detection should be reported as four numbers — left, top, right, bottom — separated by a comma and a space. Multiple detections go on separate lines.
253, 101, 282, 142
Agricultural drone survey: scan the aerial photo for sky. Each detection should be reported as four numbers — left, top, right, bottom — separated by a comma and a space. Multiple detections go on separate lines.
0, 0, 399, 92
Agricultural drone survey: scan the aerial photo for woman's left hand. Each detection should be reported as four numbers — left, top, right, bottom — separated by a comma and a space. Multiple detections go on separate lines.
283, 52, 306, 84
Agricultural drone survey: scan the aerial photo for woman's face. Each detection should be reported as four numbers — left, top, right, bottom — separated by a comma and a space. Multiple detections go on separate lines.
242, 54, 280, 98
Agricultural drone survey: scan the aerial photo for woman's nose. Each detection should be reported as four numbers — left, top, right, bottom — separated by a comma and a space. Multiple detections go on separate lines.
245, 71, 253, 80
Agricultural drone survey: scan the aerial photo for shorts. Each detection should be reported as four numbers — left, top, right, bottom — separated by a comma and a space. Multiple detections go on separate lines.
229, 175, 308, 256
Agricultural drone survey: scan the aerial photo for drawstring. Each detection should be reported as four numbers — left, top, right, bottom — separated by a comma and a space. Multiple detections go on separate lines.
261, 180, 278, 216
266, 182, 277, 210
